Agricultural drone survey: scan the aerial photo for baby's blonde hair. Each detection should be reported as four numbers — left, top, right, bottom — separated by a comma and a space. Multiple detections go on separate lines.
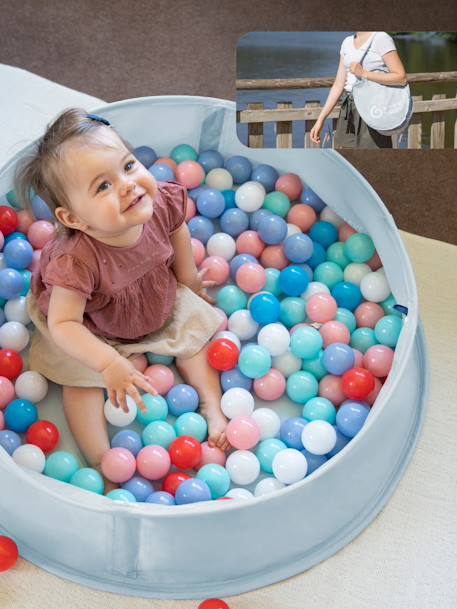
14, 107, 135, 238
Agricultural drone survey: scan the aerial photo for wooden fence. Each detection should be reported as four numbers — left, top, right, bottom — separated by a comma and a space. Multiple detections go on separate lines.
236, 72, 457, 149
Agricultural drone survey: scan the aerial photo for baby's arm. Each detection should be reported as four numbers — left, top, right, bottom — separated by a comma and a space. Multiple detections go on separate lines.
170, 223, 216, 304
48, 286, 156, 412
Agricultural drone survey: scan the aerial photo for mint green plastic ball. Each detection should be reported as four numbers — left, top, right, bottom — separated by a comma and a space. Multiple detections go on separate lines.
239, 343, 272, 379
142, 420, 176, 449
350, 327, 377, 353
136, 394, 168, 426
264, 267, 282, 296
279, 297, 306, 328
256, 438, 287, 473
146, 353, 175, 365
286, 370, 319, 404
335, 307, 357, 333
216, 284, 247, 315
374, 315, 403, 347
380, 295, 402, 317
175, 412, 208, 442
106, 489, 137, 502
19, 269, 32, 296
303, 397, 336, 424
290, 326, 323, 359
344, 233, 375, 263
170, 143, 198, 163
326, 242, 350, 269
44, 451, 80, 482
6, 189, 21, 209
197, 464, 230, 498
301, 350, 328, 381
70, 467, 104, 494
262, 191, 291, 217
313, 261, 344, 289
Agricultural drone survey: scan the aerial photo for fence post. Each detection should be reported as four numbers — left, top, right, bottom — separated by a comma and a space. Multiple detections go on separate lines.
247, 103, 264, 148
430, 93, 446, 149
276, 102, 293, 148
304, 101, 321, 148
407, 96, 423, 149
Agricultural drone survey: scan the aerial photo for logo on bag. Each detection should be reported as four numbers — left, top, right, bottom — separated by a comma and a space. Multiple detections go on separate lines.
369, 100, 403, 118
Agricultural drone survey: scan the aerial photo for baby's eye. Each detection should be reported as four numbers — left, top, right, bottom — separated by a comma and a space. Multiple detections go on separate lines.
97, 181, 109, 193
125, 160, 136, 171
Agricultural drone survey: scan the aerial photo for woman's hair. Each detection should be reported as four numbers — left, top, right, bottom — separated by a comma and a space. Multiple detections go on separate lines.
13, 107, 134, 238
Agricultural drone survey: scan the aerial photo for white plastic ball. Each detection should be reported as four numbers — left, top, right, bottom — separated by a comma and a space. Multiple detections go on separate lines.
271, 349, 302, 378
320, 207, 344, 227
234, 181, 266, 212
206, 232, 236, 260
220, 387, 255, 419
14, 371, 48, 402
225, 450, 260, 485
257, 323, 290, 356
251, 407, 281, 439
205, 167, 233, 191
12, 444, 46, 473
286, 223, 301, 238
228, 309, 259, 341
254, 476, 285, 497
104, 396, 137, 427
272, 448, 308, 484
301, 420, 337, 455
343, 262, 371, 285
213, 330, 241, 350
0, 321, 30, 351
225, 488, 255, 500
4, 296, 31, 325
360, 270, 391, 302
302, 281, 330, 303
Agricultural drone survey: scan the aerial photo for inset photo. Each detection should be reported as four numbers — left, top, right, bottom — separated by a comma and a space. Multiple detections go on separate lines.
236, 31, 457, 149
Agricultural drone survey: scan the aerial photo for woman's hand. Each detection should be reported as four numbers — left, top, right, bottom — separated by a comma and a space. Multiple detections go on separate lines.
349, 62, 364, 78
102, 355, 158, 414
310, 117, 325, 145
188, 267, 217, 304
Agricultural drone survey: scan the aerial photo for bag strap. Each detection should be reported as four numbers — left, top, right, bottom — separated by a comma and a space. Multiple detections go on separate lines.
358, 32, 377, 67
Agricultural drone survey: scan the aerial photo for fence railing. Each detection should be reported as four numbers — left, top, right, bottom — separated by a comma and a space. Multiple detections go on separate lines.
236, 72, 457, 149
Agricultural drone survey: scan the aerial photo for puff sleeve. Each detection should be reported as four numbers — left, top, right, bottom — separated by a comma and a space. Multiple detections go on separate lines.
374, 32, 396, 57
43, 254, 96, 300
160, 181, 188, 235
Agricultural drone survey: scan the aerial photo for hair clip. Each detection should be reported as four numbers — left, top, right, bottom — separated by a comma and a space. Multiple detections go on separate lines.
87, 113, 111, 126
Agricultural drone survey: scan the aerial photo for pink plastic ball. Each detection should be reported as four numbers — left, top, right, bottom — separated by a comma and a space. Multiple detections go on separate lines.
16, 210, 35, 234
366, 377, 383, 406
213, 307, 228, 332
319, 374, 345, 406
275, 173, 303, 201
253, 368, 286, 401
367, 250, 382, 271
306, 293, 338, 323
132, 354, 148, 373
27, 220, 56, 249
0, 376, 15, 409
287, 204, 316, 233
338, 223, 357, 242
200, 256, 230, 285
355, 302, 385, 328
197, 441, 227, 469
320, 320, 350, 347
226, 416, 261, 450
0, 232, 4, 251
144, 365, 175, 395
236, 262, 266, 293
175, 160, 205, 190
260, 245, 289, 270
27, 249, 42, 273
185, 197, 196, 221
191, 238, 206, 266
235, 230, 265, 257
136, 445, 171, 480
352, 349, 364, 368
101, 447, 136, 483
363, 345, 394, 378
290, 322, 310, 335
0, 410, 4, 430
155, 157, 177, 172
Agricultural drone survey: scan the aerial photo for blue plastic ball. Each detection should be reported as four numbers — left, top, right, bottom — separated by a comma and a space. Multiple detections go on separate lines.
4, 231, 27, 245
256, 438, 287, 473
133, 145, 157, 168
249, 208, 273, 231
0, 268, 25, 299
166, 384, 199, 416
142, 421, 176, 449
107, 489, 137, 502
197, 149, 224, 172
326, 426, 351, 457
322, 343, 355, 375
301, 187, 325, 212
196, 189, 226, 218
187, 215, 215, 244
279, 417, 307, 449
197, 464, 231, 499
279, 265, 309, 297
257, 214, 287, 245
336, 401, 370, 437
221, 189, 236, 209
44, 451, 80, 482
283, 233, 314, 263
70, 467, 104, 494
238, 343, 272, 379
250, 164, 279, 192
225, 155, 252, 184
0, 430, 21, 455
229, 254, 257, 280
188, 185, 209, 200
121, 475, 154, 502
175, 412, 208, 442
220, 208, 249, 237
249, 292, 280, 325
309, 221, 338, 248
306, 241, 326, 269
220, 367, 253, 392
145, 491, 176, 505
301, 449, 328, 475
331, 281, 363, 311
175, 478, 212, 504
148, 163, 175, 182
31, 194, 54, 221
4, 399, 38, 433
111, 429, 143, 456
136, 394, 168, 425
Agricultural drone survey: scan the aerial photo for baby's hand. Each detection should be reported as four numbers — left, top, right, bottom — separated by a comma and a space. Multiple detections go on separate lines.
189, 268, 217, 305
102, 355, 158, 414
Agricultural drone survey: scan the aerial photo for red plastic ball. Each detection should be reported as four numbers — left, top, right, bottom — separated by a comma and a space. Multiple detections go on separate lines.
342, 367, 375, 401
207, 338, 240, 371
0, 206, 18, 237
26, 420, 60, 453
162, 471, 191, 496
198, 600, 230, 609
0, 535, 19, 572
169, 436, 202, 470
0, 349, 23, 380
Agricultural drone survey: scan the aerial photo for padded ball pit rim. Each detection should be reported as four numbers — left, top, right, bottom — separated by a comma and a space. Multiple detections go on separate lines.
0, 95, 428, 598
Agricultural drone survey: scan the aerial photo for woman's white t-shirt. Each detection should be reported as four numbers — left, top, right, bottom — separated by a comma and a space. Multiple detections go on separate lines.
340, 32, 397, 92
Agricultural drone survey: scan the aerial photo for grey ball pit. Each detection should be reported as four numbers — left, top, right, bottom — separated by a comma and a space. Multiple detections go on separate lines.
0, 96, 428, 599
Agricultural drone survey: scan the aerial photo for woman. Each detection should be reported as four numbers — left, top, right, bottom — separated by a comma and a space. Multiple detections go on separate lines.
310, 32, 407, 149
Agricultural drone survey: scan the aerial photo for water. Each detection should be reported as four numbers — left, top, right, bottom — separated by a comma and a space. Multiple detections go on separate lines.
236, 32, 457, 148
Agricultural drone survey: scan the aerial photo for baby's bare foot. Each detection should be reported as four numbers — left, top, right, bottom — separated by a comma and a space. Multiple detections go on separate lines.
200, 401, 230, 451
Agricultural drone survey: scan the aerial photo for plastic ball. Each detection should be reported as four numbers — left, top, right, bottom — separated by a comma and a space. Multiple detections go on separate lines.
290, 326, 323, 360
191, 238, 206, 266
0, 410, 3, 430
374, 314, 403, 347
220, 387, 255, 419
331, 282, 363, 311
257, 214, 288, 245
234, 181, 265, 212
3, 238, 33, 270
257, 323, 290, 357
342, 367, 376, 401
253, 368, 286, 401
101, 447, 137, 483
319, 320, 350, 348
227, 309, 258, 341
4, 398, 37, 433
136, 445, 171, 480
26, 420, 59, 453
31, 194, 54, 221
301, 420, 337, 455
303, 396, 336, 424
225, 450, 260, 485
196, 189, 225, 219
4, 296, 31, 325
360, 271, 390, 302
271, 349, 302, 378
226, 415, 260, 450
350, 327, 377, 353
121, 475, 154, 502
225, 488, 254, 500
107, 489, 137, 503
213, 331, 241, 350
70, 468, 104, 494
363, 344, 394, 377
322, 343, 355, 375
205, 168, 233, 191
238, 344, 272, 379
355, 302, 385, 329
149, 162, 175, 182
188, 216, 215, 244
301, 448, 328, 475
13, 371, 47, 405
277, 265, 308, 297
229, 253, 258, 280
175, 478, 212, 505
206, 232, 236, 260
251, 407, 281, 439
197, 149, 224, 172
207, 338, 240, 371
263, 191, 291, 217
169, 436, 202, 469
0, 269, 24, 300
166, 384, 199, 416
44, 451, 80, 482
260, 244, 289, 270
224, 155, 252, 183
287, 203, 316, 233
111, 429, 143, 456
143, 364, 174, 395
279, 416, 307, 449
286, 371, 319, 404
198, 442, 227, 468
251, 164, 279, 192
254, 477, 285, 497
236, 230, 265, 257
175, 160, 205, 190
336, 401, 370, 437
0, 535, 19, 572
366, 377, 383, 406
249, 292, 280, 325
145, 491, 175, 505
272, 448, 307, 484
344, 233, 375, 263
283, 232, 313, 263
170, 143, 197, 163
326, 242, 350, 268
175, 412, 208, 442
309, 220, 338, 248
135, 394, 168, 426
335, 308, 357, 333
12, 443, 46, 472
162, 471, 192, 496
0, 376, 15, 409
133, 145, 157, 167
256, 438, 287, 473
263, 267, 282, 296
0, 429, 21, 455
197, 463, 231, 499
142, 420, 176, 449
301, 187, 325, 212
216, 285, 247, 315
236, 262, 266, 293
319, 375, 346, 406
275, 173, 303, 200
220, 367, 252, 392
344, 262, 372, 285
306, 293, 337, 324
0, 321, 29, 351
103, 396, 137, 427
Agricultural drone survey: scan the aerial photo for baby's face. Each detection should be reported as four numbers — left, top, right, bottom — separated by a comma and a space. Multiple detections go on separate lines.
58, 128, 158, 240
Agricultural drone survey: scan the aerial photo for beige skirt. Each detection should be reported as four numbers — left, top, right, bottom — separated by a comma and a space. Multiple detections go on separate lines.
26, 283, 222, 388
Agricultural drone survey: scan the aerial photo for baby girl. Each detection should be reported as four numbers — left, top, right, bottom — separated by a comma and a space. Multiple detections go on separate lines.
14, 108, 229, 482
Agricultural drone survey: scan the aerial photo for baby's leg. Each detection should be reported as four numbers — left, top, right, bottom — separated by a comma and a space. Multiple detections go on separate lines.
176, 345, 229, 451
62, 386, 116, 493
